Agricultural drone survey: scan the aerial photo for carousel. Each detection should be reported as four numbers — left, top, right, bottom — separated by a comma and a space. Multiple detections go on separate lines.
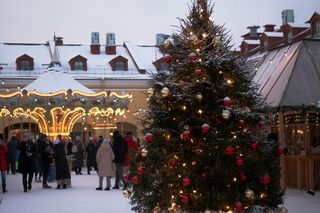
0, 66, 132, 140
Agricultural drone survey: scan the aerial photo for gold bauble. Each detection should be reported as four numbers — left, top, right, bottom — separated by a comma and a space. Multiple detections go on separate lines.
196, 93, 203, 101
123, 189, 131, 198
141, 147, 148, 157
278, 207, 288, 213
161, 87, 170, 97
147, 87, 155, 98
245, 189, 255, 200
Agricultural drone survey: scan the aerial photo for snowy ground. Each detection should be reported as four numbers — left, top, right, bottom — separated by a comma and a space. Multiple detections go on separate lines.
1, 170, 320, 213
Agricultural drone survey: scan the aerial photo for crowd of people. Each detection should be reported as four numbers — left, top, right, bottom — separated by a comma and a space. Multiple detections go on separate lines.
0, 130, 139, 196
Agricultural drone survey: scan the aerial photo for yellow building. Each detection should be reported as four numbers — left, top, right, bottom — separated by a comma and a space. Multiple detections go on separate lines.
0, 33, 169, 142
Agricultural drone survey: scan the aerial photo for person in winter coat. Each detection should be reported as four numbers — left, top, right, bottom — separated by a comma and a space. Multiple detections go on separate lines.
37, 133, 53, 189
53, 135, 70, 189
6, 132, 19, 174
96, 139, 114, 190
123, 132, 138, 174
86, 137, 97, 175
34, 137, 43, 183
112, 130, 128, 189
72, 136, 84, 175
17, 134, 36, 192
0, 135, 8, 193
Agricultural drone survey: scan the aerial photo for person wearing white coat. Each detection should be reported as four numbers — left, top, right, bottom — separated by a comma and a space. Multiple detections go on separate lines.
96, 139, 114, 190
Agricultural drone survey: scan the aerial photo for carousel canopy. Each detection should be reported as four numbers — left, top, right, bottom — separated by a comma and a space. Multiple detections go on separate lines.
253, 39, 320, 108
22, 67, 95, 94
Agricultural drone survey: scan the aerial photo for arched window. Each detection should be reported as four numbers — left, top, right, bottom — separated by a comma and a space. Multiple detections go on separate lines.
69, 55, 87, 71
109, 56, 128, 71
74, 61, 84, 70
16, 54, 34, 70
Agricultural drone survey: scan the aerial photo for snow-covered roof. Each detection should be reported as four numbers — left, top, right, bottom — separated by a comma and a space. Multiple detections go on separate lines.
22, 67, 95, 94
253, 40, 320, 107
288, 23, 310, 28
0, 43, 51, 70
263, 32, 283, 37
124, 42, 163, 72
243, 40, 260, 45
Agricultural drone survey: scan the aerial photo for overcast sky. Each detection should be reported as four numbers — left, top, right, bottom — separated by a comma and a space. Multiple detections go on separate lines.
0, 0, 319, 47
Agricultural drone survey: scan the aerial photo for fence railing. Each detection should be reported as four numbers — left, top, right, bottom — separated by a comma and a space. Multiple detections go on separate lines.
283, 155, 320, 190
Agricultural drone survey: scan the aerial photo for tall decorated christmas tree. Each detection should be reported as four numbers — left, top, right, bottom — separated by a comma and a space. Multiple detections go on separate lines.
126, 0, 284, 212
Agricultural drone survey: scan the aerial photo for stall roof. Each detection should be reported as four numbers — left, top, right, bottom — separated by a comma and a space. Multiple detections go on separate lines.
253, 39, 320, 107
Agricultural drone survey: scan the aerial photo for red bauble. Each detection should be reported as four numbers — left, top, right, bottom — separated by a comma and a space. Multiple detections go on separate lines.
124, 173, 130, 182
163, 54, 172, 63
239, 120, 245, 127
277, 147, 285, 156
235, 202, 243, 212
181, 195, 190, 204
133, 175, 139, 185
188, 52, 197, 62
225, 146, 234, 156
182, 130, 190, 141
194, 69, 203, 77
137, 167, 145, 176
169, 159, 177, 167
261, 174, 270, 185
236, 158, 244, 166
240, 173, 247, 182
258, 121, 265, 129
251, 143, 257, 150
201, 123, 210, 133
145, 133, 154, 143
278, 165, 282, 171
182, 177, 191, 187
223, 97, 231, 107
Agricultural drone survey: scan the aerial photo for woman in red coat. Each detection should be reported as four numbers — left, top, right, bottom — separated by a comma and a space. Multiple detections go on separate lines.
0, 134, 8, 193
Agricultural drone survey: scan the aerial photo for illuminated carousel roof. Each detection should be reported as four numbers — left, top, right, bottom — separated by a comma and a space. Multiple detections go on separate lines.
22, 67, 95, 94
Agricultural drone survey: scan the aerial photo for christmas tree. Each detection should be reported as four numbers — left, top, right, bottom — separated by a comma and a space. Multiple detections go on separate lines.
126, 0, 284, 212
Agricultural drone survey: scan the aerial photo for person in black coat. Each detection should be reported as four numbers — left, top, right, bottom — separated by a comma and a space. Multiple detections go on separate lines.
6, 132, 20, 174
86, 137, 97, 175
112, 131, 128, 189
53, 135, 70, 189
17, 134, 36, 192
37, 133, 53, 189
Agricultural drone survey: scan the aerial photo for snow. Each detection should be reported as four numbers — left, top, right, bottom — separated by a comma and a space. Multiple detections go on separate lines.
0, 170, 133, 213
288, 23, 310, 28
0, 43, 50, 71
22, 68, 95, 94
243, 39, 260, 45
124, 42, 147, 71
1, 170, 320, 213
264, 32, 284, 37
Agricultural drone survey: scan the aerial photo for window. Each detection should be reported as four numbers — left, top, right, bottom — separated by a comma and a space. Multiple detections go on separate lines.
160, 62, 169, 71
74, 61, 84, 70
115, 61, 125, 70
264, 40, 268, 51
316, 21, 320, 35
288, 31, 293, 43
20, 60, 30, 70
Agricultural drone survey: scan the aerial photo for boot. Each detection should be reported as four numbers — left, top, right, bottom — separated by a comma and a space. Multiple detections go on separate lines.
96, 186, 102, 190
42, 183, 52, 189
2, 184, 7, 193
62, 184, 67, 189
57, 185, 61, 189
78, 168, 83, 175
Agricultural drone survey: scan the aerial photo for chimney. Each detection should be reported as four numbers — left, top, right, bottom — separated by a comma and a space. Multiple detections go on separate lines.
263, 24, 276, 32
282, 9, 294, 25
105, 33, 116, 55
247, 25, 260, 37
156, 34, 170, 46
55, 36, 63, 46
90, 32, 100, 54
